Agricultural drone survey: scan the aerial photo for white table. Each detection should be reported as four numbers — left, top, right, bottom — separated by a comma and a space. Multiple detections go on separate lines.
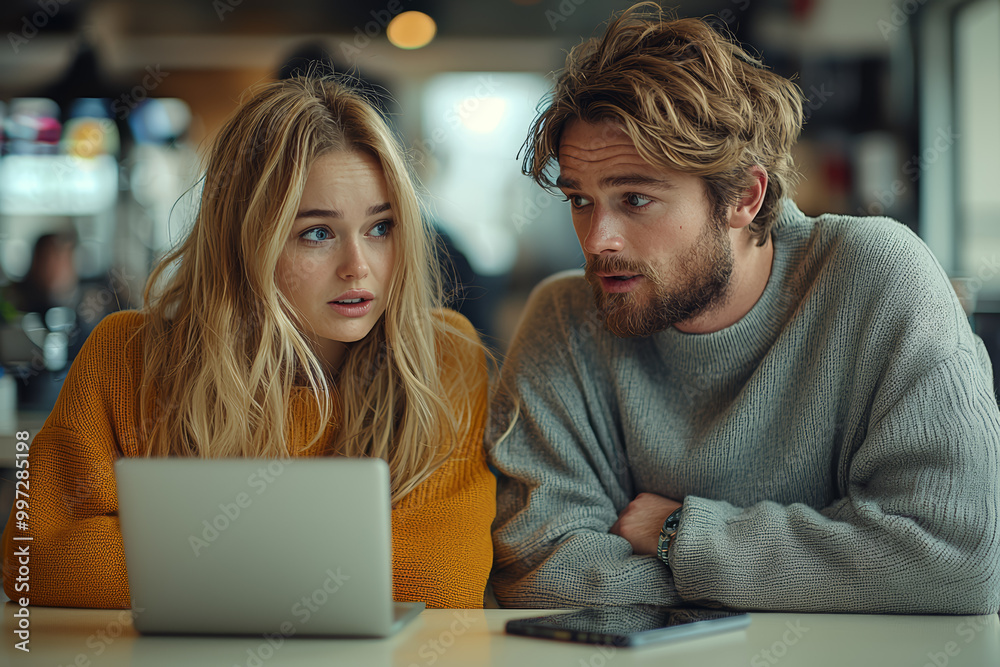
2, 604, 998, 667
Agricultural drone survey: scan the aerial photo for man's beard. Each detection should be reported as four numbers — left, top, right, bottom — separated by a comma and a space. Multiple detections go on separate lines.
585, 215, 734, 338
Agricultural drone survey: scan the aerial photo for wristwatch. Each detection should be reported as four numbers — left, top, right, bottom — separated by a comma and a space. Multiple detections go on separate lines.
656, 507, 683, 566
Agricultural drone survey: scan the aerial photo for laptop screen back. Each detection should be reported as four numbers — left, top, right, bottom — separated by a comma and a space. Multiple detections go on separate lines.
114, 458, 396, 636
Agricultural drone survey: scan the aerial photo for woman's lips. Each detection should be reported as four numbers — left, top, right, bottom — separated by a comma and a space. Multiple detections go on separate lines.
328, 299, 373, 317
328, 289, 375, 317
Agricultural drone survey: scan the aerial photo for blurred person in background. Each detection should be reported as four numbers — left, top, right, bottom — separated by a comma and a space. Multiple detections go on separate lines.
489, 4, 1000, 614
8, 233, 79, 316
2, 232, 125, 410
2, 75, 495, 609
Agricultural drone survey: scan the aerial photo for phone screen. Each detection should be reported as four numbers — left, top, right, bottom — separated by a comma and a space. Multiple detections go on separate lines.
505, 604, 750, 647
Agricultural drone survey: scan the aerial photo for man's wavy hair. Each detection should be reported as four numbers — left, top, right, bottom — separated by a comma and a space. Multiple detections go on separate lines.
523, 2, 804, 244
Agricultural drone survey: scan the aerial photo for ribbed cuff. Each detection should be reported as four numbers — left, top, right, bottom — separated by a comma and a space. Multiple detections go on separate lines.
669, 495, 746, 601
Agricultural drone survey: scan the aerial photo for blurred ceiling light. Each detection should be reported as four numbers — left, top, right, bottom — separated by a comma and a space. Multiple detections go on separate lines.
387, 11, 437, 50
458, 97, 507, 134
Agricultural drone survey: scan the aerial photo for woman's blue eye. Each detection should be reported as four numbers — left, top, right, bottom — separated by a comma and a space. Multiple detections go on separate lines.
301, 227, 331, 242
370, 220, 392, 237
625, 193, 652, 208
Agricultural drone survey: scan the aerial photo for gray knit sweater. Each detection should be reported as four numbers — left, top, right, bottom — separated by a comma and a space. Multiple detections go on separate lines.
488, 201, 1000, 614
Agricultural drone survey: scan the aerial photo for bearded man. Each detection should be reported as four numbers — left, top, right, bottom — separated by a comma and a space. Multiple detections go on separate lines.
487, 5, 1000, 614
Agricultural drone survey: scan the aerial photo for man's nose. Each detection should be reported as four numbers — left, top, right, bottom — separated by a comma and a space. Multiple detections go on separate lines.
581, 206, 625, 255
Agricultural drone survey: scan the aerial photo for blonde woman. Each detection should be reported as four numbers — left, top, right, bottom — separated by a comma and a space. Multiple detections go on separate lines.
1, 76, 495, 609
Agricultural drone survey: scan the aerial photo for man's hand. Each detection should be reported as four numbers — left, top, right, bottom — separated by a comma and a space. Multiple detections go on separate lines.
609, 492, 682, 556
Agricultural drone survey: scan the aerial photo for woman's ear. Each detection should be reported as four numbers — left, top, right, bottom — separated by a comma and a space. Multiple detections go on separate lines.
728, 166, 768, 230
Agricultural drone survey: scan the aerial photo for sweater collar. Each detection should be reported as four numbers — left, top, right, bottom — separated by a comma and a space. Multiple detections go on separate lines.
651, 200, 806, 372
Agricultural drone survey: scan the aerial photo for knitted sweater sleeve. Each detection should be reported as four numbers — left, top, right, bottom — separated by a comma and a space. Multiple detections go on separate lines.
489, 275, 683, 608
389, 310, 495, 608
670, 230, 1000, 614
2, 311, 145, 608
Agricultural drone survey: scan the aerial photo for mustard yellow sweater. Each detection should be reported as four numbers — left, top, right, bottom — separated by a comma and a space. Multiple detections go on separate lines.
2, 309, 495, 609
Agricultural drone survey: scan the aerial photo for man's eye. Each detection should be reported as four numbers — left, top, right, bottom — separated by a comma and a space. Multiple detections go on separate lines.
564, 195, 593, 208
625, 194, 652, 208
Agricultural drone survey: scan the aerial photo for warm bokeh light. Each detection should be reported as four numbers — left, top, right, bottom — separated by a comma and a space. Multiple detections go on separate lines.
387, 11, 437, 50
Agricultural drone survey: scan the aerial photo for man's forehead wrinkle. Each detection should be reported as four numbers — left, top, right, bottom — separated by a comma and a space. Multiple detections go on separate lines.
559, 156, 647, 167
559, 142, 638, 157
558, 154, 656, 171
558, 127, 660, 175
559, 147, 649, 166
561, 139, 636, 149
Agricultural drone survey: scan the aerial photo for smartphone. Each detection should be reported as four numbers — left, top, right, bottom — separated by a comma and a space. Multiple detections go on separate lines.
504, 604, 750, 648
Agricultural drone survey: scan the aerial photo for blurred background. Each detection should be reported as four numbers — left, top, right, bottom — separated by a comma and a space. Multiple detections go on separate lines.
0, 0, 997, 411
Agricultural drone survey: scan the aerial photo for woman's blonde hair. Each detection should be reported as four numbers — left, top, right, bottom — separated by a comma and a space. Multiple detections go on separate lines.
139, 75, 464, 503
523, 2, 804, 244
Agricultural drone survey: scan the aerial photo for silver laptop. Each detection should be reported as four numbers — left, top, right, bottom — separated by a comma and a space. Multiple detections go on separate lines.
114, 457, 424, 637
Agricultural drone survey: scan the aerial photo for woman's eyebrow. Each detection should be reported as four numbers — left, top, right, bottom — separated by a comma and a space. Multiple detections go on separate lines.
295, 202, 392, 219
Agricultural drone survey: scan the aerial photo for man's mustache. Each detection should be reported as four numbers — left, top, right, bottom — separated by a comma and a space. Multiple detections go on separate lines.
584, 255, 655, 280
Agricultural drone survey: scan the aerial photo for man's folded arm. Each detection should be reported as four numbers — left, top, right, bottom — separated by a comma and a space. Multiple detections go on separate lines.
489, 288, 683, 608
670, 347, 1000, 614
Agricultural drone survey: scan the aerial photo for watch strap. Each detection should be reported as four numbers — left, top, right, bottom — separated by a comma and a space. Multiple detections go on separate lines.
656, 506, 683, 565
